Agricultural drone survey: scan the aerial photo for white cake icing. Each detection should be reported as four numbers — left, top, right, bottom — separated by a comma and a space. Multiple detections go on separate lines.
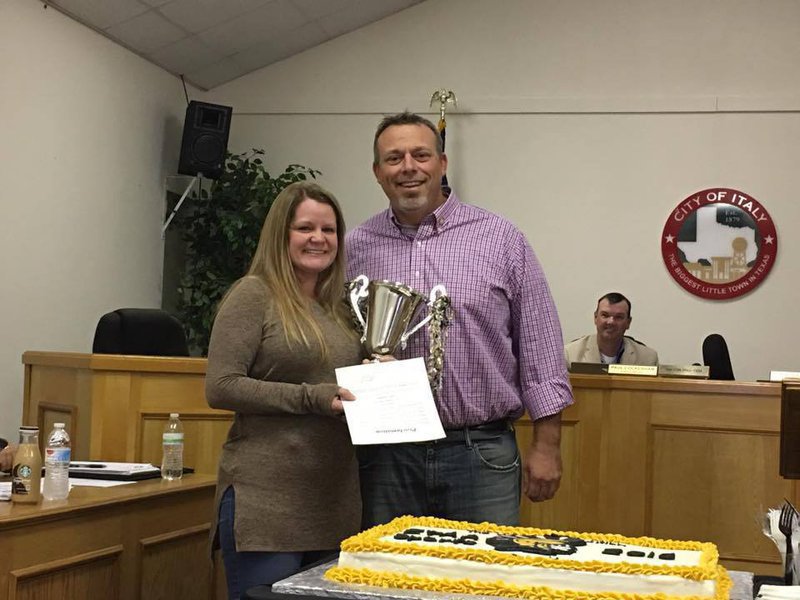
325, 516, 730, 600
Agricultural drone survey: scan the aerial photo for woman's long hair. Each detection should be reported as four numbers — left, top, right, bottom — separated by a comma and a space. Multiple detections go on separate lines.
225, 181, 354, 361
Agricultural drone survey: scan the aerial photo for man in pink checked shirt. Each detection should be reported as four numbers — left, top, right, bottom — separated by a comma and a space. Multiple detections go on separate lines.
346, 112, 574, 528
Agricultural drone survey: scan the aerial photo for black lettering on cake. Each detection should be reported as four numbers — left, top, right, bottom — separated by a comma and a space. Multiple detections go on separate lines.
396, 528, 424, 542
627, 551, 645, 557
602, 548, 624, 556
486, 534, 586, 556
659, 553, 676, 561
647, 552, 655, 559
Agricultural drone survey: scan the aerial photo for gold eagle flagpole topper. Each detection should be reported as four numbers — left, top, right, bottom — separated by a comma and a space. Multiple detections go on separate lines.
430, 89, 457, 125
429, 89, 456, 188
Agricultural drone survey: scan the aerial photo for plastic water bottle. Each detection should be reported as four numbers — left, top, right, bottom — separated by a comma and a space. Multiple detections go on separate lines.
42, 423, 71, 500
161, 413, 184, 480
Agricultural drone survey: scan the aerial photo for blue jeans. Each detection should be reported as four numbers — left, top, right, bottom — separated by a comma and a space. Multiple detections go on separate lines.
356, 427, 521, 529
217, 486, 334, 599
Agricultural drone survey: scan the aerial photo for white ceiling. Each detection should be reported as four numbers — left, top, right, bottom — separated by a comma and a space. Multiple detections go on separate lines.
43, 0, 426, 90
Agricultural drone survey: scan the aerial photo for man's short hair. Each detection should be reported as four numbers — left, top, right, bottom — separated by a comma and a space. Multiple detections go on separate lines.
373, 111, 443, 164
596, 292, 632, 318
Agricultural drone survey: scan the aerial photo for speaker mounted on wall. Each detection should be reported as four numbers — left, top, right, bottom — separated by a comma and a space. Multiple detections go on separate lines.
780, 382, 800, 478
177, 101, 233, 180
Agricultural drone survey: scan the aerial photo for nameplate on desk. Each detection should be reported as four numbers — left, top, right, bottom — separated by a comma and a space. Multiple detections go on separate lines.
607, 364, 658, 376
658, 364, 710, 379
770, 370, 800, 382
569, 362, 609, 375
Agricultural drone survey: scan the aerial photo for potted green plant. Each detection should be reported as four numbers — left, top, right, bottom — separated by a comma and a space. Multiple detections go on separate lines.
171, 149, 320, 354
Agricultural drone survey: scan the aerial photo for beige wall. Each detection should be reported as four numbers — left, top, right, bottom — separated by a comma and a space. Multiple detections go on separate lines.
2, 0, 799, 440
209, 0, 800, 383
0, 1, 189, 441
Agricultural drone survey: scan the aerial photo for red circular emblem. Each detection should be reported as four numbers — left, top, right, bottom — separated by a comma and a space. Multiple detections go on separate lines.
661, 188, 778, 300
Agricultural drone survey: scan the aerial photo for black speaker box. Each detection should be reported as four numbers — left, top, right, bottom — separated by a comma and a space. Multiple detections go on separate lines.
780, 383, 800, 478
177, 101, 232, 179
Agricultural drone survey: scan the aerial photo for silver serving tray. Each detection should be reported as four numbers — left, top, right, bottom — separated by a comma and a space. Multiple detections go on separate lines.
272, 560, 753, 600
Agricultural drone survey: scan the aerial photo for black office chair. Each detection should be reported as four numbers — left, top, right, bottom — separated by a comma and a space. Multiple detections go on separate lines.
702, 333, 734, 380
92, 308, 190, 357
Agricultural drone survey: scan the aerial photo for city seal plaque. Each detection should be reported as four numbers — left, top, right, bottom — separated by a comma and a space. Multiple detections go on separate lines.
661, 187, 778, 300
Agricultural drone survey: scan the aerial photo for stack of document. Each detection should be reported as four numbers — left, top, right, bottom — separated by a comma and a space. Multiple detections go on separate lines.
69, 461, 161, 480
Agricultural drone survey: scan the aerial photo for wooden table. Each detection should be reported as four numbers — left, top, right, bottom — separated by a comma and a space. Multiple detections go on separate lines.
0, 474, 223, 600
22, 351, 793, 576
22, 351, 231, 474
516, 374, 792, 576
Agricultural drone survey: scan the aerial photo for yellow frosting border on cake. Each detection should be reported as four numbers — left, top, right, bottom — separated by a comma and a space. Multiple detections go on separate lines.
338, 516, 720, 581
326, 564, 732, 600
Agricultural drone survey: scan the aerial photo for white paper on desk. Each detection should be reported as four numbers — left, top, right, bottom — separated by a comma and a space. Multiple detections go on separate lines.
336, 357, 445, 445
69, 478, 136, 487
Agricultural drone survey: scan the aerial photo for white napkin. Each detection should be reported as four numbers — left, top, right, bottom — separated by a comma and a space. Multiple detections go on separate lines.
764, 507, 800, 585
757, 584, 800, 599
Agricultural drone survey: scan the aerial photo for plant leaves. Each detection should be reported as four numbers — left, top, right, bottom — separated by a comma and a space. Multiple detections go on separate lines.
171, 148, 322, 355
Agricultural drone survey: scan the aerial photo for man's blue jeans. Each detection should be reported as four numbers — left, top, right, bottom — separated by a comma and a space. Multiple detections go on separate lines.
356, 427, 521, 529
217, 486, 334, 599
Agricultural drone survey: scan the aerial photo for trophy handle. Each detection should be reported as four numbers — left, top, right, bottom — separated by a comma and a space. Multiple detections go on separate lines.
399, 285, 449, 349
429, 284, 448, 302
348, 275, 369, 334
401, 314, 432, 347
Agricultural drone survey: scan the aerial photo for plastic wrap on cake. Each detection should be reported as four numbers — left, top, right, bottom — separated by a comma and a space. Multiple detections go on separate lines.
272, 561, 753, 600
274, 561, 520, 600
729, 570, 753, 600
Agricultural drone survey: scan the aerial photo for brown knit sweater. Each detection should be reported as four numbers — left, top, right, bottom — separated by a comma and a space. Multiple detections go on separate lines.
206, 276, 364, 552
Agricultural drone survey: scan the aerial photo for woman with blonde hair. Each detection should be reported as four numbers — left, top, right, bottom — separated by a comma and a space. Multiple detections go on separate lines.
206, 181, 363, 598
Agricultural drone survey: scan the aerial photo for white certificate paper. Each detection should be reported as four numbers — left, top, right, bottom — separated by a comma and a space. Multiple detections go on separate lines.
335, 357, 445, 445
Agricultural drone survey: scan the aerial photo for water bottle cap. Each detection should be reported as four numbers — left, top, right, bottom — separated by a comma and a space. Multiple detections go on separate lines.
170, 413, 179, 418
20, 426, 38, 432
55, 423, 65, 428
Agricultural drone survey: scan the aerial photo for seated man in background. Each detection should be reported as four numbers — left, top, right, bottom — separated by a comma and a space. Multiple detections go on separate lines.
565, 292, 658, 367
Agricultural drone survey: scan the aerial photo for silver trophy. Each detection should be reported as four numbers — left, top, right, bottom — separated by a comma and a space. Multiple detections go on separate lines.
348, 276, 452, 393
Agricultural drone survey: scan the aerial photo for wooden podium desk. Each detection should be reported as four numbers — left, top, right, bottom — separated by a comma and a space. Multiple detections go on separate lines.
0, 474, 223, 600
22, 352, 233, 474
23, 353, 795, 575
516, 374, 794, 576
